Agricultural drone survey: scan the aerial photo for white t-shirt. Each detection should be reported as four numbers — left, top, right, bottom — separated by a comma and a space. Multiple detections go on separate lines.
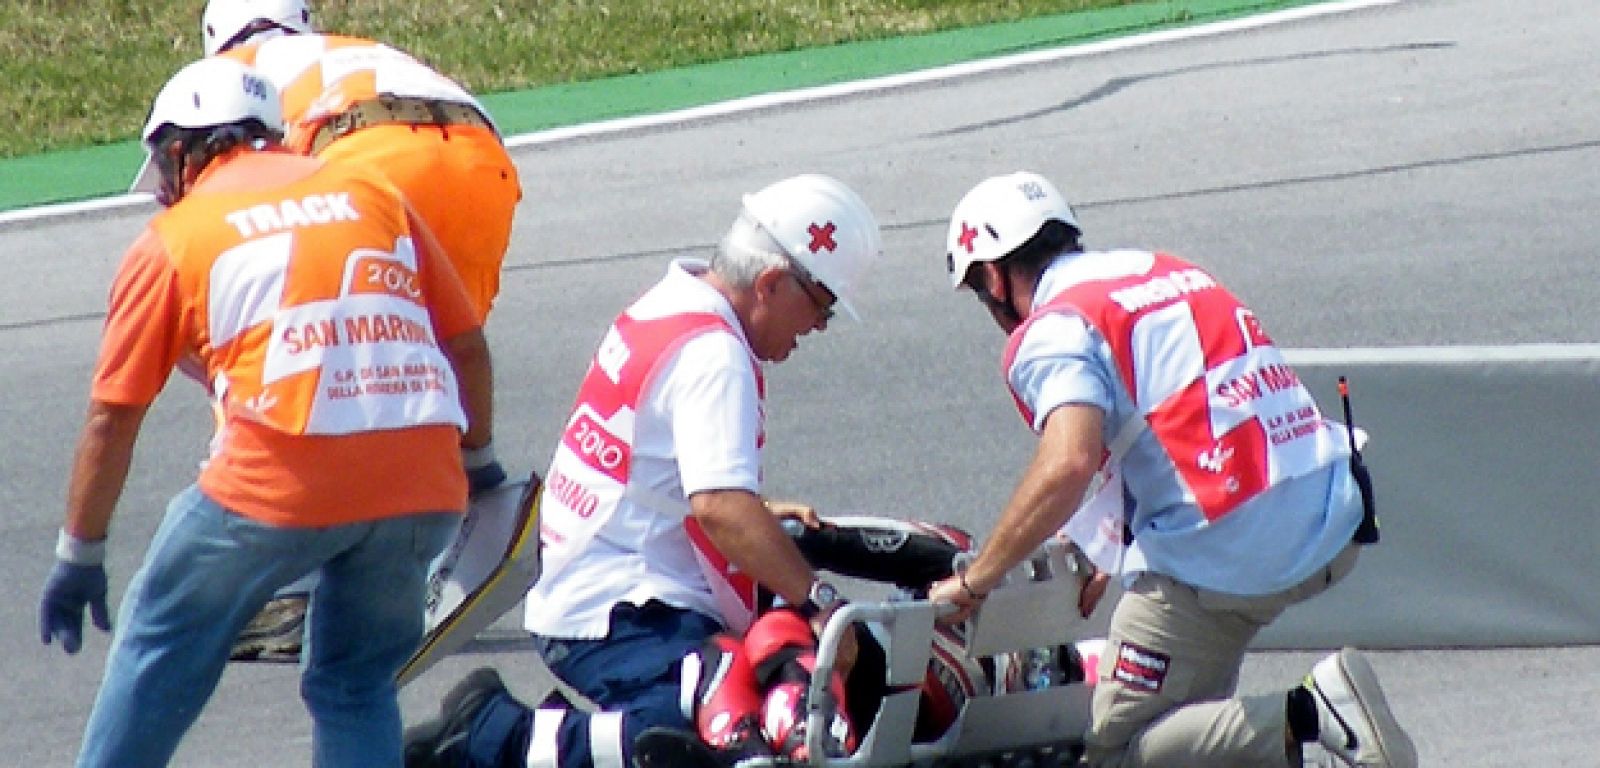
524, 260, 763, 638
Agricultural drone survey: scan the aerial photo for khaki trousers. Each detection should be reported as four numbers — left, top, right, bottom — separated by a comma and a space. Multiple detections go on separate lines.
1084, 545, 1360, 768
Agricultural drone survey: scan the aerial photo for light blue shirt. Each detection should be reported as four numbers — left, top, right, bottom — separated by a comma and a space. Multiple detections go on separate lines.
1008, 251, 1362, 595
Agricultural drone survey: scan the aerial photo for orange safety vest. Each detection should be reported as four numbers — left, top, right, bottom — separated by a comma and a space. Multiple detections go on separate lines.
224, 34, 488, 154
151, 155, 468, 439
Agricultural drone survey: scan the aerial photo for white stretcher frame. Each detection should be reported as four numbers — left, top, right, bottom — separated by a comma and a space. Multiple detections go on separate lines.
796, 540, 1098, 767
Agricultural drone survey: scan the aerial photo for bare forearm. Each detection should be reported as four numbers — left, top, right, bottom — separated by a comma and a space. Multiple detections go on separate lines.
965, 458, 1090, 592
691, 488, 815, 606
444, 329, 494, 450
965, 404, 1104, 593
63, 402, 147, 541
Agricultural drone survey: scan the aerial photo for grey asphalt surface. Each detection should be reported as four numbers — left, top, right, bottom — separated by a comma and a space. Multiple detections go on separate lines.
5, 0, 1599, 764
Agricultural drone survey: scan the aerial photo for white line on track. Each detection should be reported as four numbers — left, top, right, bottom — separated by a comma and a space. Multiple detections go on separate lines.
501, 0, 1400, 150
1, 0, 1398, 227
1284, 344, 1600, 364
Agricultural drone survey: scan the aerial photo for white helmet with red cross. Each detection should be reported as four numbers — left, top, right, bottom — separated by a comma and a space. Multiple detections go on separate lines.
738, 174, 882, 321
201, 0, 314, 55
945, 171, 1079, 289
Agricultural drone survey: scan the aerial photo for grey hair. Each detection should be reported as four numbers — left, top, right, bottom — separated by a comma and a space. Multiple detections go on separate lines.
711, 211, 790, 288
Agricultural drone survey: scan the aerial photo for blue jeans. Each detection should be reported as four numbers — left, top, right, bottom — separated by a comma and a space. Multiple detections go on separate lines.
467, 602, 722, 768
77, 484, 457, 768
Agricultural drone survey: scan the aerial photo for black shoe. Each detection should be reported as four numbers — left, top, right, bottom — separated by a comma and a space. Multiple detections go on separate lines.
633, 725, 782, 768
404, 667, 509, 768
718, 716, 779, 767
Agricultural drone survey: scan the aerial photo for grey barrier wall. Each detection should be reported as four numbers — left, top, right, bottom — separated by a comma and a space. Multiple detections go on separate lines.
1250, 346, 1600, 649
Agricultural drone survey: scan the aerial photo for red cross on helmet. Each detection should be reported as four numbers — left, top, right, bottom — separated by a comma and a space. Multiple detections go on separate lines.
737, 174, 882, 321
944, 171, 1079, 289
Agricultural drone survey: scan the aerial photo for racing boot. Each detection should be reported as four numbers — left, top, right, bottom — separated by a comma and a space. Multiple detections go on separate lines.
786, 516, 973, 591
679, 633, 777, 766
1298, 647, 1417, 767
745, 609, 856, 761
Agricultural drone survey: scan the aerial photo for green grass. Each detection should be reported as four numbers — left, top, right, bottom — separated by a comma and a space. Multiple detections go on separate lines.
0, 0, 1148, 159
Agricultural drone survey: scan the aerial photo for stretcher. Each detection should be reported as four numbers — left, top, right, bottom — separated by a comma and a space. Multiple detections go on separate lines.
791, 538, 1097, 767
406, 499, 1103, 767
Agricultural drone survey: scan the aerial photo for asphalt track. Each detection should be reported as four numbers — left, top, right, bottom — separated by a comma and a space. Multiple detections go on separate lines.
4, 0, 1598, 764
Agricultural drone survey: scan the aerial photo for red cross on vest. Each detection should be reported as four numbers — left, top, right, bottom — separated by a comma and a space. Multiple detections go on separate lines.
808, 221, 837, 253
957, 222, 979, 253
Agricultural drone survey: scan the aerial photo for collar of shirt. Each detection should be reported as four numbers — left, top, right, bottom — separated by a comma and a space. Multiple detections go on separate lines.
1031, 249, 1157, 309
661, 258, 754, 354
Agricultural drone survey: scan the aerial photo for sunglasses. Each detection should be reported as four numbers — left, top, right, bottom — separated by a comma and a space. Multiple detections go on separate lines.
787, 262, 836, 324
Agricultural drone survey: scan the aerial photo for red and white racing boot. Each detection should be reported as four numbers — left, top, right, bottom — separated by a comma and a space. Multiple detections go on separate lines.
679, 633, 777, 766
745, 609, 857, 761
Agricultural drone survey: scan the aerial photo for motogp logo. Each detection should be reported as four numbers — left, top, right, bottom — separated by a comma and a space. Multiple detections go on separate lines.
1196, 442, 1234, 474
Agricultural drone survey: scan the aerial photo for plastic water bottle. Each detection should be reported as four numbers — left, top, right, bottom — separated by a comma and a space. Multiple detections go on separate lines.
1022, 645, 1082, 690
1024, 647, 1056, 690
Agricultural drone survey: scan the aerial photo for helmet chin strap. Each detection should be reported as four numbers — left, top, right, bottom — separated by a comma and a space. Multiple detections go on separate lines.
154, 145, 188, 208
154, 128, 258, 206
974, 263, 1025, 331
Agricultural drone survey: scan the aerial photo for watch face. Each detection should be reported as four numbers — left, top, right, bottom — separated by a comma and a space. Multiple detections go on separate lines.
811, 581, 840, 608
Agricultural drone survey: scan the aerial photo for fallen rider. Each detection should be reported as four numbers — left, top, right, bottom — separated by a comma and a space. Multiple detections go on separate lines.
404, 513, 1094, 768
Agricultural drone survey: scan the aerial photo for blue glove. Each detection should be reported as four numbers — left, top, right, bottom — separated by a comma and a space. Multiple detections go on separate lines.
467, 459, 508, 496
40, 560, 111, 654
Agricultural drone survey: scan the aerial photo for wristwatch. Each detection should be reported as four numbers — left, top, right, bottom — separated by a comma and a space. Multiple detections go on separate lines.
798, 579, 843, 620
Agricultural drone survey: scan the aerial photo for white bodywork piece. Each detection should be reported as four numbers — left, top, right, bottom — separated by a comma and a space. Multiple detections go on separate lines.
398, 478, 543, 687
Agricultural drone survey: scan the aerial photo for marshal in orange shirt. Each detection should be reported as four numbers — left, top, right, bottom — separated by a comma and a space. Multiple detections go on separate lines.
92, 148, 479, 527
223, 33, 520, 322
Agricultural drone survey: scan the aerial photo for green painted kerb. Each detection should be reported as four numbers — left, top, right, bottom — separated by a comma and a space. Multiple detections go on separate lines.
0, 0, 1329, 213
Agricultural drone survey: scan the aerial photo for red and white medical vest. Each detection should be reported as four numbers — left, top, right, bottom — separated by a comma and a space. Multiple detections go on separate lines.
537, 310, 765, 631
1003, 252, 1347, 523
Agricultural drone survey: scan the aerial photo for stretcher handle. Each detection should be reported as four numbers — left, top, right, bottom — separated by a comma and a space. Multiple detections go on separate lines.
803, 599, 959, 765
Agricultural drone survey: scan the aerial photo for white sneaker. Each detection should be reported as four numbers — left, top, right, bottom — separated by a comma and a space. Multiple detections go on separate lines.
1306, 648, 1417, 767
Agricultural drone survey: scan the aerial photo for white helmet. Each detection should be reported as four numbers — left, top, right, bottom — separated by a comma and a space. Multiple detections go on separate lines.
142, 57, 282, 149
201, 0, 314, 55
736, 174, 882, 320
944, 171, 1079, 289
